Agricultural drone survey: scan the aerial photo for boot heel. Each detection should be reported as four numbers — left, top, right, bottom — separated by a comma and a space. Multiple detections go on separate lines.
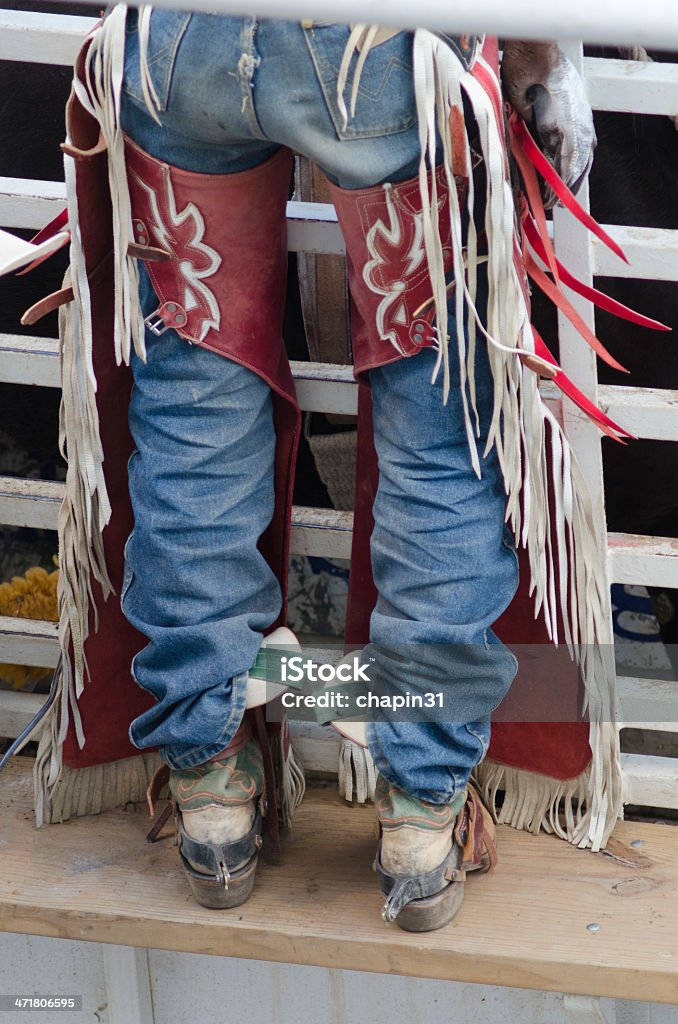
183, 855, 258, 910
393, 881, 465, 932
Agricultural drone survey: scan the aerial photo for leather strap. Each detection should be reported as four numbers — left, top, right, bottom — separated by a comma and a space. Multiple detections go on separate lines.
252, 706, 280, 860
21, 285, 74, 325
178, 804, 264, 885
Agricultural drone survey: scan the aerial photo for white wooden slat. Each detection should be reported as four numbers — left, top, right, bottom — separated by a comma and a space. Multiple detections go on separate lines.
6, 339, 677, 443
287, 201, 344, 255
591, 225, 678, 281
0, 339, 359, 413
584, 56, 678, 116
2, 11, 678, 118
608, 533, 678, 588
0, 690, 46, 739
83, 0, 678, 51
616, 675, 678, 732
621, 752, 678, 808
5, 671, 677, 748
0, 177, 66, 230
0, 615, 58, 669
3, 177, 678, 283
597, 386, 678, 443
289, 360, 356, 415
0, 473, 353, 558
0, 335, 60, 388
0, 179, 346, 255
290, 506, 353, 559
0, 476, 63, 530
0, 11, 94, 66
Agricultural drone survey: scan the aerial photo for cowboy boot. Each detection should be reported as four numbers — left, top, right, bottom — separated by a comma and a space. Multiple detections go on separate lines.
148, 626, 302, 910
374, 775, 497, 931
321, 657, 498, 930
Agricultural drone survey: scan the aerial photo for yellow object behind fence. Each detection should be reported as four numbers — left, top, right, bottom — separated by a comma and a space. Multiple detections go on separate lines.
0, 566, 58, 688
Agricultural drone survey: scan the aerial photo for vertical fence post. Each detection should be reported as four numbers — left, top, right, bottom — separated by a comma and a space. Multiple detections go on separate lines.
551, 41, 619, 770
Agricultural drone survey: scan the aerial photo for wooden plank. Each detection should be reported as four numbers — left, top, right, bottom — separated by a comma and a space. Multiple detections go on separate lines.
591, 225, 678, 281
621, 753, 678, 809
597, 385, 678, 442
0, 690, 46, 739
3, 177, 678, 280
584, 55, 678, 116
0, 339, 360, 413
0, 180, 343, 255
617, 675, 678, 733
0, 616, 58, 668
608, 533, 678, 588
7, 478, 678, 588
2, 13, 678, 118
2, 338, 677, 443
1, 759, 677, 1003
0, 11, 94, 66
0, 334, 60, 388
0, 177, 66, 230
0, 474, 354, 558
286, 201, 345, 256
0, 476, 63, 530
289, 506, 353, 560
289, 360, 356, 415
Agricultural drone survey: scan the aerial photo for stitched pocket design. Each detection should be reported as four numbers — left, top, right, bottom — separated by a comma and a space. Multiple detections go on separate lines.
303, 26, 416, 140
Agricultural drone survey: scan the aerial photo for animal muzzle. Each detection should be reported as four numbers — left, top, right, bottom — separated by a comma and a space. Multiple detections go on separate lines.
502, 43, 596, 207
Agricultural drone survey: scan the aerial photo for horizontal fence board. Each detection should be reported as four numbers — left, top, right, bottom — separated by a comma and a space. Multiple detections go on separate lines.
0, 690, 46, 739
3, 13, 678, 114
4, 178, 678, 285
608, 532, 678, 587
4, 483, 678, 589
0, 476, 63, 530
0, 177, 66, 230
287, 201, 344, 255
598, 385, 678, 442
289, 359, 356, 414
15, 0, 678, 51
0, 615, 58, 669
584, 56, 678, 115
616, 675, 678, 731
591, 224, 678, 280
0, 11, 94, 66
289, 506, 353, 559
0, 474, 353, 557
0, 334, 60, 388
621, 752, 678, 809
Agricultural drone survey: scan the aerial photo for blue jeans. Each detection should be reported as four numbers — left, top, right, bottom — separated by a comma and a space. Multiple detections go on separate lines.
120, 13, 519, 804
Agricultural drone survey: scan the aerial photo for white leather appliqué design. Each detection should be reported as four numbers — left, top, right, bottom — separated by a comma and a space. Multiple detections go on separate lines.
134, 166, 222, 341
362, 183, 426, 352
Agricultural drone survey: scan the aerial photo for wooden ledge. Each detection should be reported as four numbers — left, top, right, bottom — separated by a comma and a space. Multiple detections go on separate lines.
1, 759, 676, 1003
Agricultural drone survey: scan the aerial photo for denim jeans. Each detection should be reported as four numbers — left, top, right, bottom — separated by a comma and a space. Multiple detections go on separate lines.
119, 12, 519, 804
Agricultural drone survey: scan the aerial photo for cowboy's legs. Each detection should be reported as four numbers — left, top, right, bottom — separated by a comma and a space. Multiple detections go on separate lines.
118, 12, 518, 921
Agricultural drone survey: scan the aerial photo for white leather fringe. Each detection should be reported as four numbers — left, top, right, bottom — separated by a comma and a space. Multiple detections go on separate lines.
473, 759, 593, 841
338, 739, 377, 804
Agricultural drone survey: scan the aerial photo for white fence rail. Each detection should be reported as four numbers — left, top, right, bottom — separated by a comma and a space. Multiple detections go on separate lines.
0, 10, 677, 816
24, 0, 678, 50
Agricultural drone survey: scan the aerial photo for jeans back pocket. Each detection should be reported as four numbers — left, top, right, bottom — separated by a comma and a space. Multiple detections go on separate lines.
123, 10, 192, 113
303, 25, 417, 140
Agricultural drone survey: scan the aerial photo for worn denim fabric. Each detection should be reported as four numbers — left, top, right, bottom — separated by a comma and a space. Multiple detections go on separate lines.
119, 12, 519, 799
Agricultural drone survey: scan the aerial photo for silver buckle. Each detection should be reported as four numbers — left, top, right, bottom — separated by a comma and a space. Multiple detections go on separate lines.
144, 309, 170, 336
